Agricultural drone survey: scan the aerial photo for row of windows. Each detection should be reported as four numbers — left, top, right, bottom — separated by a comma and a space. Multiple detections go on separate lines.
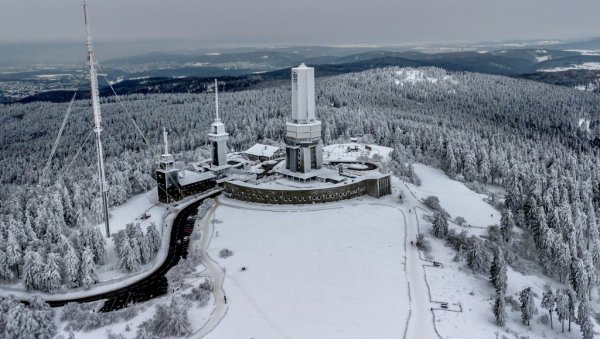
225, 183, 369, 204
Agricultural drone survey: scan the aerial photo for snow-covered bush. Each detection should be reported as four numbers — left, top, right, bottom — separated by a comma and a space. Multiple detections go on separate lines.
422, 196, 448, 216
196, 199, 216, 220
415, 233, 431, 253
142, 294, 191, 337
106, 330, 126, 339
486, 225, 503, 244
219, 248, 234, 258
505, 295, 520, 312
538, 314, 549, 325
190, 278, 213, 307
446, 229, 470, 252
0, 296, 56, 339
61, 301, 140, 332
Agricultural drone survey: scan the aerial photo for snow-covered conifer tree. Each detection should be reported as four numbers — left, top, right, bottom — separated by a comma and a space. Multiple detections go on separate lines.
146, 294, 191, 336
493, 290, 506, 326
580, 314, 594, 339
140, 234, 152, 264
146, 223, 161, 254
519, 287, 534, 326
490, 247, 507, 294
23, 250, 42, 290
118, 241, 140, 273
42, 253, 62, 293
432, 212, 449, 238
577, 299, 589, 326
63, 244, 80, 288
554, 289, 568, 332
5, 230, 22, 279
541, 290, 555, 329
0, 249, 9, 281
566, 288, 576, 331
466, 236, 490, 273
499, 209, 515, 243
570, 257, 589, 299
80, 247, 97, 289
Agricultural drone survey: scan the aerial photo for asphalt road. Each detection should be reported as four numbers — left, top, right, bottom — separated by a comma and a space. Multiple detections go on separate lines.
44, 190, 222, 312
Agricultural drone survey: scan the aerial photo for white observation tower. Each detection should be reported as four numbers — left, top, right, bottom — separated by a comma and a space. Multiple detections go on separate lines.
285, 64, 323, 173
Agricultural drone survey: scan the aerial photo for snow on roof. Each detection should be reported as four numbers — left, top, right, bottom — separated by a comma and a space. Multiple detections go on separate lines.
244, 143, 281, 158
178, 170, 215, 186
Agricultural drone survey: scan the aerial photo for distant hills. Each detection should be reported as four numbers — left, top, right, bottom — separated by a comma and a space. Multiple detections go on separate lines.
8, 38, 600, 103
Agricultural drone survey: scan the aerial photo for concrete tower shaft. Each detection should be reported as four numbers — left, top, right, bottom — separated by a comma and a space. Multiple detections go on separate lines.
291, 63, 316, 124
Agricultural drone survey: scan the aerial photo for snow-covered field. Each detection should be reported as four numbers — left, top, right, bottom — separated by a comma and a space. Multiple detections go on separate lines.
566, 49, 600, 56
204, 198, 409, 339
541, 62, 600, 72
407, 164, 500, 228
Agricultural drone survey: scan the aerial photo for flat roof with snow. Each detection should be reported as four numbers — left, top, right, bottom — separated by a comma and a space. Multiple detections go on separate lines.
244, 143, 281, 158
178, 170, 215, 186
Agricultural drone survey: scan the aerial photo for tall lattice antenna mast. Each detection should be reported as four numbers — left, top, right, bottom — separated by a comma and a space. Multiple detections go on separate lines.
214, 79, 220, 121
83, 0, 111, 238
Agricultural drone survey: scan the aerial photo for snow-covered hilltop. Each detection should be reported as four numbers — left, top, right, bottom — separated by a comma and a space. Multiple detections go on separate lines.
0, 62, 599, 338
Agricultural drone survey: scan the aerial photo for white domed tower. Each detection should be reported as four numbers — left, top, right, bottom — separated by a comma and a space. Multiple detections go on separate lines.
285, 64, 323, 173
207, 79, 229, 167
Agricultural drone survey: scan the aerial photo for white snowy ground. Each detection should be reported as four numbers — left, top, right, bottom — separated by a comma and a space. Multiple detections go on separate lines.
541, 62, 600, 72
406, 163, 599, 339
407, 164, 500, 229
203, 198, 409, 339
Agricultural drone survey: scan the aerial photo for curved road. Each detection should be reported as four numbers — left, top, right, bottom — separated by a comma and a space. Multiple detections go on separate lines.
190, 203, 228, 338
39, 190, 223, 311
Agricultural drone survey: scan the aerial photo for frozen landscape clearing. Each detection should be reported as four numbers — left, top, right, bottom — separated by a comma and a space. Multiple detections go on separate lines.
407, 164, 500, 228
203, 198, 409, 339
405, 163, 599, 339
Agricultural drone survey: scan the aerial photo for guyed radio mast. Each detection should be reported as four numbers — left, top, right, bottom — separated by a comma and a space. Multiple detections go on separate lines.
83, 0, 111, 237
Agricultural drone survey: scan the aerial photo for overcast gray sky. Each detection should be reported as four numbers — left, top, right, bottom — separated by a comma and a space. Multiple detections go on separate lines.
2, 0, 600, 45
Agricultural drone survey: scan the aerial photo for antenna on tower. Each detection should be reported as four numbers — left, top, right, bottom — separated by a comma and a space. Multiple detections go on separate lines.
83, 0, 111, 238
163, 127, 169, 155
214, 79, 220, 121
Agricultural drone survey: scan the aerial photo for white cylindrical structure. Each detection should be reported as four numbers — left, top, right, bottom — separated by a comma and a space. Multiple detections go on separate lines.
291, 63, 315, 123
285, 64, 322, 173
